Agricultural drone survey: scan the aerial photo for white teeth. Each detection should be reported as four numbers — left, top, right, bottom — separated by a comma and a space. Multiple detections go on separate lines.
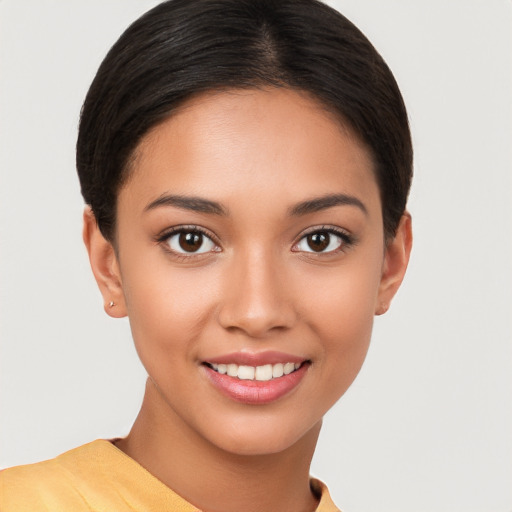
227, 364, 238, 377
283, 362, 295, 375
237, 365, 255, 380
209, 362, 303, 381
272, 363, 284, 378
255, 364, 273, 381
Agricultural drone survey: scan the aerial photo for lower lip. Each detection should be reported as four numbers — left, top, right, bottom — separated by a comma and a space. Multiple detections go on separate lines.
203, 364, 309, 405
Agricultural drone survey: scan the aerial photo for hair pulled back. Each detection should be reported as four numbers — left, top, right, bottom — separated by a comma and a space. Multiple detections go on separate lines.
77, 0, 412, 241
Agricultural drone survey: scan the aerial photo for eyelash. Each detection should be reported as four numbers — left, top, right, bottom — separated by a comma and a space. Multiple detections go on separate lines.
156, 225, 356, 259
292, 226, 356, 255
156, 225, 220, 260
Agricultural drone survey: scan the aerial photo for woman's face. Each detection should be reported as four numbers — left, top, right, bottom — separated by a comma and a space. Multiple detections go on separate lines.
93, 88, 409, 456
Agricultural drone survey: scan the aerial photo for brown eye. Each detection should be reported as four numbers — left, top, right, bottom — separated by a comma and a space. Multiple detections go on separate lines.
307, 232, 330, 252
294, 229, 348, 254
166, 230, 217, 254
179, 232, 203, 252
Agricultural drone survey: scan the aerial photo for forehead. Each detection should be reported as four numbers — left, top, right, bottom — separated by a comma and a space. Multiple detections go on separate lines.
121, 87, 380, 214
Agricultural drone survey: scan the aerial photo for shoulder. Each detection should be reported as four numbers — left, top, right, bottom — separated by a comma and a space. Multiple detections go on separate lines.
0, 440, 114, 512
311, 477, 342, 512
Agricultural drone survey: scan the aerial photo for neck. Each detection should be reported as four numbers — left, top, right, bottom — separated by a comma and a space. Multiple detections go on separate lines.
116, 378, 321, 512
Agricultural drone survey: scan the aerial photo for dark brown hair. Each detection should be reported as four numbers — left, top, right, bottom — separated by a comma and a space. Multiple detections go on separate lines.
77, 0, 412, 241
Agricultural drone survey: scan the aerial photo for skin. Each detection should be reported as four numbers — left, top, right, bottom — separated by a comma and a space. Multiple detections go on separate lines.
84, 88, 412, 512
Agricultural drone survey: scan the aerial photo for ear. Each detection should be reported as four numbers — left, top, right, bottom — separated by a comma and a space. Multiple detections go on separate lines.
375, 213, 413, 315
82, 207, 127, 318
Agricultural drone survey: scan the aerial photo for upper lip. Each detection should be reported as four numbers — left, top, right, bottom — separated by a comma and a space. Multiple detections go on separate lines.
203, 351, 308, 366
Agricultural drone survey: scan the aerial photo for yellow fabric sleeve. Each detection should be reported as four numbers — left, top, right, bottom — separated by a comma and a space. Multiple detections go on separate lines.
0, 440, 340, 511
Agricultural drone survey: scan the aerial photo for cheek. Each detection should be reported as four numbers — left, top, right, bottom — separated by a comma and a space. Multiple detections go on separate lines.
297, 252, 383, 395
300, 251, 382, 332
120, 255, 219, 372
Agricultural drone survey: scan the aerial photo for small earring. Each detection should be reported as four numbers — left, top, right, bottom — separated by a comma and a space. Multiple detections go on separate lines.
108, 301, 115, 308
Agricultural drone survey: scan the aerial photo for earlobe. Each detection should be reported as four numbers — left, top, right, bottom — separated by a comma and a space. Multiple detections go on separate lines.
375, 213, 413, 316
82, 207, 127, 318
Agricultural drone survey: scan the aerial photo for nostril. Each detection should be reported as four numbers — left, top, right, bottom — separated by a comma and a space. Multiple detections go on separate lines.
217, 299, 297, 338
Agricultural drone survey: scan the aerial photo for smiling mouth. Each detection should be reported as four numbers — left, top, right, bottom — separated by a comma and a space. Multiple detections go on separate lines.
204, 362, 305, 381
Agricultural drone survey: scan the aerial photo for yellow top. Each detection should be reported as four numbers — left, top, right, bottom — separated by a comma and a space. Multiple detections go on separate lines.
0, 440, 340, 512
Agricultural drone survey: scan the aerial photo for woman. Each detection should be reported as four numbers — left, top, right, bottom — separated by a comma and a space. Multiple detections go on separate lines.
0, 1, 412, 510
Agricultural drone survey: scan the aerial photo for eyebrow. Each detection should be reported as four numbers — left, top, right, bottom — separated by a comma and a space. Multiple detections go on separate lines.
289, 193, 368, 216
144, 194, 227, 215
144, 192, 367, 217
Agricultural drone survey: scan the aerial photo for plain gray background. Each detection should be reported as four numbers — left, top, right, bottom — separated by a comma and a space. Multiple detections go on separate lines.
1, 1, 511, 511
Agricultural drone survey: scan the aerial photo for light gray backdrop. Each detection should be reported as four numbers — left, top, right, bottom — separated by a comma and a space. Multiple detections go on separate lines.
1, 1, 511, 511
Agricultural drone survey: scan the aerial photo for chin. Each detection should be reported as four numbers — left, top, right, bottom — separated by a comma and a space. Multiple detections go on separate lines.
204, 416, 322, 457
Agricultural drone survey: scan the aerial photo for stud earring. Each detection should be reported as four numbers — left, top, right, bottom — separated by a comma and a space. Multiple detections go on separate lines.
108, 301, 115, 308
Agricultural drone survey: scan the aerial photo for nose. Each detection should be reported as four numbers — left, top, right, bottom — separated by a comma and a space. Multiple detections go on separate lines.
217, 248, 296, 338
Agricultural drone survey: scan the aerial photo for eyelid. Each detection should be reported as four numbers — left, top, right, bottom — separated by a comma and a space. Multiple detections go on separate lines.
291, 225, 355, 253
155, 225, 221, 255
